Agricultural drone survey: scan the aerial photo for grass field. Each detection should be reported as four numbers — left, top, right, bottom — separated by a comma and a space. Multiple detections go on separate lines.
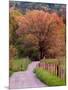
35, 67, 66, 86
9, 58, 31, 76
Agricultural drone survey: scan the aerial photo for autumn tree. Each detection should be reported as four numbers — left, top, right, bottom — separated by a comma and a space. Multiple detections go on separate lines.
16, 10, 65, 59
15, 16, 39, 59
9, 10, 20, 59
9, 17, 17, 45
46, 13, 65, 58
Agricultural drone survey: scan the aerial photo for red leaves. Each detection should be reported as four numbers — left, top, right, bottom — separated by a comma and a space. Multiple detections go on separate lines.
16, 10, 65, 58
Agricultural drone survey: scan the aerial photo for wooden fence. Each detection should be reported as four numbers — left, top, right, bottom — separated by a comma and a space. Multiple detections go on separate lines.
37, 63, 65, 80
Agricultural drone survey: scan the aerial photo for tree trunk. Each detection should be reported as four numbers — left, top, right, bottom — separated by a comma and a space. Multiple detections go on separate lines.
57, 65, 59, 76
39, 48, 43, 59
39, 41, 44, 59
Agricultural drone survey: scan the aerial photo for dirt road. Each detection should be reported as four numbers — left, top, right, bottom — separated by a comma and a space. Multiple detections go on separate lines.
9, 61, 47, 89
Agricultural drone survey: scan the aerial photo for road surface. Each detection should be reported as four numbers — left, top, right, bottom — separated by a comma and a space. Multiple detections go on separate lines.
9, 61, 47, 89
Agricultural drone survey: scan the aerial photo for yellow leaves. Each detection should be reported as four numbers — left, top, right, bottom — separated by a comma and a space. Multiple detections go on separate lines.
10, 9, 22, 17
24, 34, 38, 45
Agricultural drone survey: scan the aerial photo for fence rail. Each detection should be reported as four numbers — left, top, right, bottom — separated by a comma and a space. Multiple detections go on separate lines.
37, 63, 65, 80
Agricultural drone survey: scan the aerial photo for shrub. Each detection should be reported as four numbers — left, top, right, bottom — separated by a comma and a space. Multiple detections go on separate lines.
9, 58, 31, 76
35, 67, 66, 86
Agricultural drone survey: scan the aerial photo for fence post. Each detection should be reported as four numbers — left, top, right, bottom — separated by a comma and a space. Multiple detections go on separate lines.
55, 64, 57, 76
57, 64, 59, 76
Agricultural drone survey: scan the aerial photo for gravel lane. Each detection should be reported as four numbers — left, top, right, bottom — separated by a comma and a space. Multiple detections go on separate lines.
9, 61, 47, 89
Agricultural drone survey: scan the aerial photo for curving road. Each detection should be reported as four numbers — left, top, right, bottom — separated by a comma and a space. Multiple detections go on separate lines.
9, 61, 47, 89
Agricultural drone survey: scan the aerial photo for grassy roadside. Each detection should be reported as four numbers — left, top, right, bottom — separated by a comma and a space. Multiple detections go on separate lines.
9, 58, 31, 76
35, 67, 66, 86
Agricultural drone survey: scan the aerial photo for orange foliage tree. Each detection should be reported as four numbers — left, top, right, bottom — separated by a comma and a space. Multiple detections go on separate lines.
16, 10, 65, 59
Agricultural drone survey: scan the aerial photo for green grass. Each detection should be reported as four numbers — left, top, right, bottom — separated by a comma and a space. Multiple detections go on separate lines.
9, 58, 31, 76
35, 67, 66, 86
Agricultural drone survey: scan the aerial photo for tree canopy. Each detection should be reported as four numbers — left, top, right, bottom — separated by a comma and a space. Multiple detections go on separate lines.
9, 10, 66, 60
